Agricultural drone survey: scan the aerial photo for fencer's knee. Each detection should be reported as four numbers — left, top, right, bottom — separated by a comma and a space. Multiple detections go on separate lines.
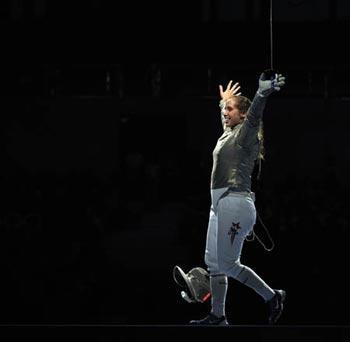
218, 260, 243, 279
206, 263, 220, 275
205, 259, 219, 275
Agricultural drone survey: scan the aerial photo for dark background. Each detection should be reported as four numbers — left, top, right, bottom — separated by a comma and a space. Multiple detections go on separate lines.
0, 0, 349, 327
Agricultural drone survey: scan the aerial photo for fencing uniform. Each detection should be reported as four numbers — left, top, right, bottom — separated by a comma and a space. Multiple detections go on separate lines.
204, 93, 276, 318
189, 73, 287, 325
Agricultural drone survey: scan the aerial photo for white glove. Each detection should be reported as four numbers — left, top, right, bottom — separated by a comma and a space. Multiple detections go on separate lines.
257, 70, 286, 97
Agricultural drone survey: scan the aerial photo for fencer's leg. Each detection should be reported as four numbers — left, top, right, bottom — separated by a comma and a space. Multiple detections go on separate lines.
204, 206, 228, 320
216, 195, 275, 302
204, 206, 219, 274
210, 273, 228, 318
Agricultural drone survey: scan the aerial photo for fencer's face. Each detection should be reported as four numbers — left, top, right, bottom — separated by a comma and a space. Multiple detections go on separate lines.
223, 98, 245, 127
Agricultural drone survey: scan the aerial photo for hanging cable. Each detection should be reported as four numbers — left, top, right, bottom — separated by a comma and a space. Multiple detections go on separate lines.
270, 0, 274, 70
246, 210, 275, 252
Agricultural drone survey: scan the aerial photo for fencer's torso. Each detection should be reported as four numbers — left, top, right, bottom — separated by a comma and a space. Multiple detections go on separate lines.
210, 94, 266, 192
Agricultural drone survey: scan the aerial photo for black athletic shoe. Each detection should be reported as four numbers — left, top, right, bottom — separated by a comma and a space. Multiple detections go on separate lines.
267, 289, 286, 324
189, 313, 229, 326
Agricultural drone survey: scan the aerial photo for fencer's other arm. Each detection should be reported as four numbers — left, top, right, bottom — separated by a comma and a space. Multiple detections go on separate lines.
218, 81, 241, 130
219, 81, 241, 101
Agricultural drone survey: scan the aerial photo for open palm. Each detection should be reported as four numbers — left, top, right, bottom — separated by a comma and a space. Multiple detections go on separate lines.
219, 80, 241, 101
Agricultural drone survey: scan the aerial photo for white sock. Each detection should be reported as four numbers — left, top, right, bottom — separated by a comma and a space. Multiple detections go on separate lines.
210, 274, 228, 317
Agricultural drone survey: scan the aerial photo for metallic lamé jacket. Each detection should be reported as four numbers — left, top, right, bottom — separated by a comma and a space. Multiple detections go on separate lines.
210, 93, 267, 192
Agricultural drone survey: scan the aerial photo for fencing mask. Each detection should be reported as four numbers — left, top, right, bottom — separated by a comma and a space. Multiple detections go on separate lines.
173, 265, 211, 303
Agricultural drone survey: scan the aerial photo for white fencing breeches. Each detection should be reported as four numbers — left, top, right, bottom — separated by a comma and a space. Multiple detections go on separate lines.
204, 188, 276, 302
205, 188, 256, 276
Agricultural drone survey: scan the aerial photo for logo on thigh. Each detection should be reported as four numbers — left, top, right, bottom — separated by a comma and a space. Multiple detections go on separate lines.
228, 222, 241, 245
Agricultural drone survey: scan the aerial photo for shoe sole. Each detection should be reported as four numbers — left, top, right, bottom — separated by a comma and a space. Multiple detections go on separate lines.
189, 322, 229, 326
218, 320, 229, 326
189, 319, 229, 326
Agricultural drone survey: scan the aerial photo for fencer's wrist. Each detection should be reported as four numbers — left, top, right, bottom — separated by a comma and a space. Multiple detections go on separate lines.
257, 90, 267, 98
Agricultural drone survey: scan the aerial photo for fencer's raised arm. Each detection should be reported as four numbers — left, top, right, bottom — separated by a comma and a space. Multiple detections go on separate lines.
237, 71, 285, 146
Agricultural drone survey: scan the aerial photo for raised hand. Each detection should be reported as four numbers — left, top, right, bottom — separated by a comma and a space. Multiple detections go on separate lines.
257, 71, 286, 97
219, 80, 241, 101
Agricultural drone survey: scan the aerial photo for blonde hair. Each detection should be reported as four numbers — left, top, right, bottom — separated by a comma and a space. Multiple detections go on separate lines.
257, 121, 264, 161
